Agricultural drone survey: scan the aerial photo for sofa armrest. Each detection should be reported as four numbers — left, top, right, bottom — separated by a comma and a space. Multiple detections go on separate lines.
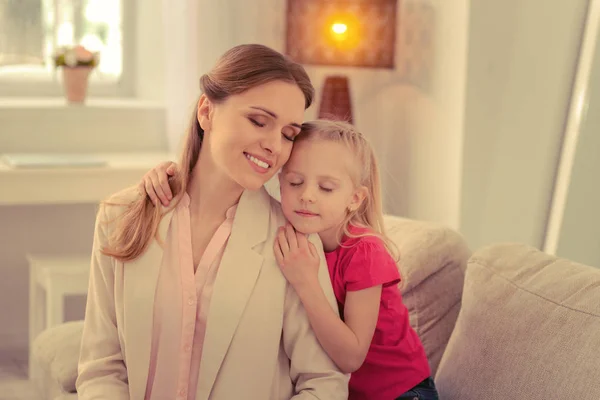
383, 215, 471, 375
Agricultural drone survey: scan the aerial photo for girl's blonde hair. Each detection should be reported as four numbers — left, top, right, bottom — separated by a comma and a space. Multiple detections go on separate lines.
101, 44, 314, 262
298, 120, 399, 260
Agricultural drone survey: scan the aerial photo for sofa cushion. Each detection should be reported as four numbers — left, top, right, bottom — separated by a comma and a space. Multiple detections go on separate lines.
32, 320, 83, 393
436, 243, 600, 399
383, 215, 470, 375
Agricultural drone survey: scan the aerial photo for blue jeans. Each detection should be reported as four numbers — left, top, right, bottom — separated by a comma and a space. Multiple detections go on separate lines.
395, 377, 439, 400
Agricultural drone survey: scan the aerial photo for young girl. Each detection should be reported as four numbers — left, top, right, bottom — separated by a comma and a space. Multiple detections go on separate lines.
141, 120, 438, 400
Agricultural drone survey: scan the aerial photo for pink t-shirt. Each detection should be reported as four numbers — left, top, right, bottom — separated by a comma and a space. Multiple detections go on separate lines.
144, 193, 237, 400
324, 227, 430, 400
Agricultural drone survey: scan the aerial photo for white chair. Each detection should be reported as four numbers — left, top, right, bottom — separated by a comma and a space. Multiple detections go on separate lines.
27, 254, 90, 381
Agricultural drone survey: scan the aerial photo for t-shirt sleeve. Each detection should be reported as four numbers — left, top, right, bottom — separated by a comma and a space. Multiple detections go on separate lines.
343, 240, 401, 292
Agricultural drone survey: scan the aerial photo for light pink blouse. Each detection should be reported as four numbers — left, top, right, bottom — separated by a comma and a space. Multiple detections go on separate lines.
144, 193, 237, 400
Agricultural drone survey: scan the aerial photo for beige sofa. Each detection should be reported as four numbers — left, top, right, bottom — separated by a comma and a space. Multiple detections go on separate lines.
31, 216, 600, 399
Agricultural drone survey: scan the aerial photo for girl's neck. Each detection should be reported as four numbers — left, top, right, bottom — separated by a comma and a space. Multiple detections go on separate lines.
318, 223, 347, 253
187, 146, 244, 220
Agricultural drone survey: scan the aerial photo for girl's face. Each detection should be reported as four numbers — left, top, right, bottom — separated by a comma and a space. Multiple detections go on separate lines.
198, 80, 306, 191
279, 138, 366, 248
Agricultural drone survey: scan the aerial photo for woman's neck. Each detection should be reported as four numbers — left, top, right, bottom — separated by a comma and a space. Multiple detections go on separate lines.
187, 147, 244, 220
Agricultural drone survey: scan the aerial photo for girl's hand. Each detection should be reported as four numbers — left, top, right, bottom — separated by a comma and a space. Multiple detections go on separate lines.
274, 223, 320, 288
138, 161, 178, 206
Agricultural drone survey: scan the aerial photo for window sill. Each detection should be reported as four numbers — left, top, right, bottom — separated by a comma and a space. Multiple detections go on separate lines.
0, 97, 169, 155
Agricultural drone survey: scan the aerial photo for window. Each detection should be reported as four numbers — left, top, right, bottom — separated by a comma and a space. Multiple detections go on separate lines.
0, 0, 133, 97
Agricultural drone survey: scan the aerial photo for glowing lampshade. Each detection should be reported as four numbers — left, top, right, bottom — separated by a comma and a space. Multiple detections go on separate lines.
285, 0, 398, 68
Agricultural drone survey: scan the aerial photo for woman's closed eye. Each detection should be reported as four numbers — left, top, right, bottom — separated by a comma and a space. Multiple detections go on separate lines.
248, 117, 265, 128
282, 127, 297, 142
250, 117, 294, 141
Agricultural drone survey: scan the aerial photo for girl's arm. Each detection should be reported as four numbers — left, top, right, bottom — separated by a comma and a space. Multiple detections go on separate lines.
275, 224, 381, 373
293, 281, 381, 373
138, 161, 178, 206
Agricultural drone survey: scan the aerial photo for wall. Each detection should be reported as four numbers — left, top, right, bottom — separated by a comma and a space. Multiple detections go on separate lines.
555, 23, 600, 268
460, 0, 589, 250
193, 0, 468, 229
374, 0, 467, 228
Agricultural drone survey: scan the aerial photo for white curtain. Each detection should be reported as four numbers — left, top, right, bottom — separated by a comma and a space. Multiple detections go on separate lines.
0, 0, 44, 65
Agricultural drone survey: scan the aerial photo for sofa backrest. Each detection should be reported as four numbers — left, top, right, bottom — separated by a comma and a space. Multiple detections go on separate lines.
436, 243, 600, 399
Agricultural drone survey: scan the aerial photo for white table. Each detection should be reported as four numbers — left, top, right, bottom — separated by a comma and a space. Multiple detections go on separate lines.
27, 254, 91, 380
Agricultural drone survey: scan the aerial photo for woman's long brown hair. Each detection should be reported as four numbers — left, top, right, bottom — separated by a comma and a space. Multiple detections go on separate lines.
101, 44, 314, 262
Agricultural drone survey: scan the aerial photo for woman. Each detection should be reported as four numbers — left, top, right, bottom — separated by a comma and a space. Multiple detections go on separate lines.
76, 44, 348, 400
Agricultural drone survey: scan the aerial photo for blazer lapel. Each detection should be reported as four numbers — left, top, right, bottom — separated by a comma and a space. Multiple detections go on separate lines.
196, 188, 271, 399
123, 208, 174, 399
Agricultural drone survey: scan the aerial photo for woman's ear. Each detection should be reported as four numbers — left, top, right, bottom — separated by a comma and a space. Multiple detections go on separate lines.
197, 94, 213, 132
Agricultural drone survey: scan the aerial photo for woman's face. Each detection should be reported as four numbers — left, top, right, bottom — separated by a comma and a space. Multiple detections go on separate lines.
197, 80, 306, 191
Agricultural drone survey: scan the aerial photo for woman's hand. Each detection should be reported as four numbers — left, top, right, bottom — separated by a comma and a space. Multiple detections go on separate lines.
138, 161, 178, 206
274, 224, 320, 289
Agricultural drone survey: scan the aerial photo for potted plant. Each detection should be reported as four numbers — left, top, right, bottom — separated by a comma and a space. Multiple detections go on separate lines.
53, 45, 100, 104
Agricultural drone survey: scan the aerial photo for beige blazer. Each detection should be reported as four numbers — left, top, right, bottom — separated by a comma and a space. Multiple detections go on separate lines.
76, 187, 349, 400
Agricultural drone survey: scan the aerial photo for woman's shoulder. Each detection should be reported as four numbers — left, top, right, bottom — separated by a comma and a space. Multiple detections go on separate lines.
267, 192, 285, 221
236, 187, 286, 230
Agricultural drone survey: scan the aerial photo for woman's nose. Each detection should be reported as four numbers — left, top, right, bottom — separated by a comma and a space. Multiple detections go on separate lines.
261, 128, 282, 155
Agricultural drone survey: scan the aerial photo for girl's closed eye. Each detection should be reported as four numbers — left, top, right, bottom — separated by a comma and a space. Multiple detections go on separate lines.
320, 186, 333, 193
289, 181, 303, 187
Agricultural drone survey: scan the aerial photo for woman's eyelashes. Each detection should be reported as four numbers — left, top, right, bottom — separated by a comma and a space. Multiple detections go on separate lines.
248, 117, 295, 142
248, 117, 265, 127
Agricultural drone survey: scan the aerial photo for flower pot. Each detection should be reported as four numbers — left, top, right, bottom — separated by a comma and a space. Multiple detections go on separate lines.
62, 67, 92, 104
